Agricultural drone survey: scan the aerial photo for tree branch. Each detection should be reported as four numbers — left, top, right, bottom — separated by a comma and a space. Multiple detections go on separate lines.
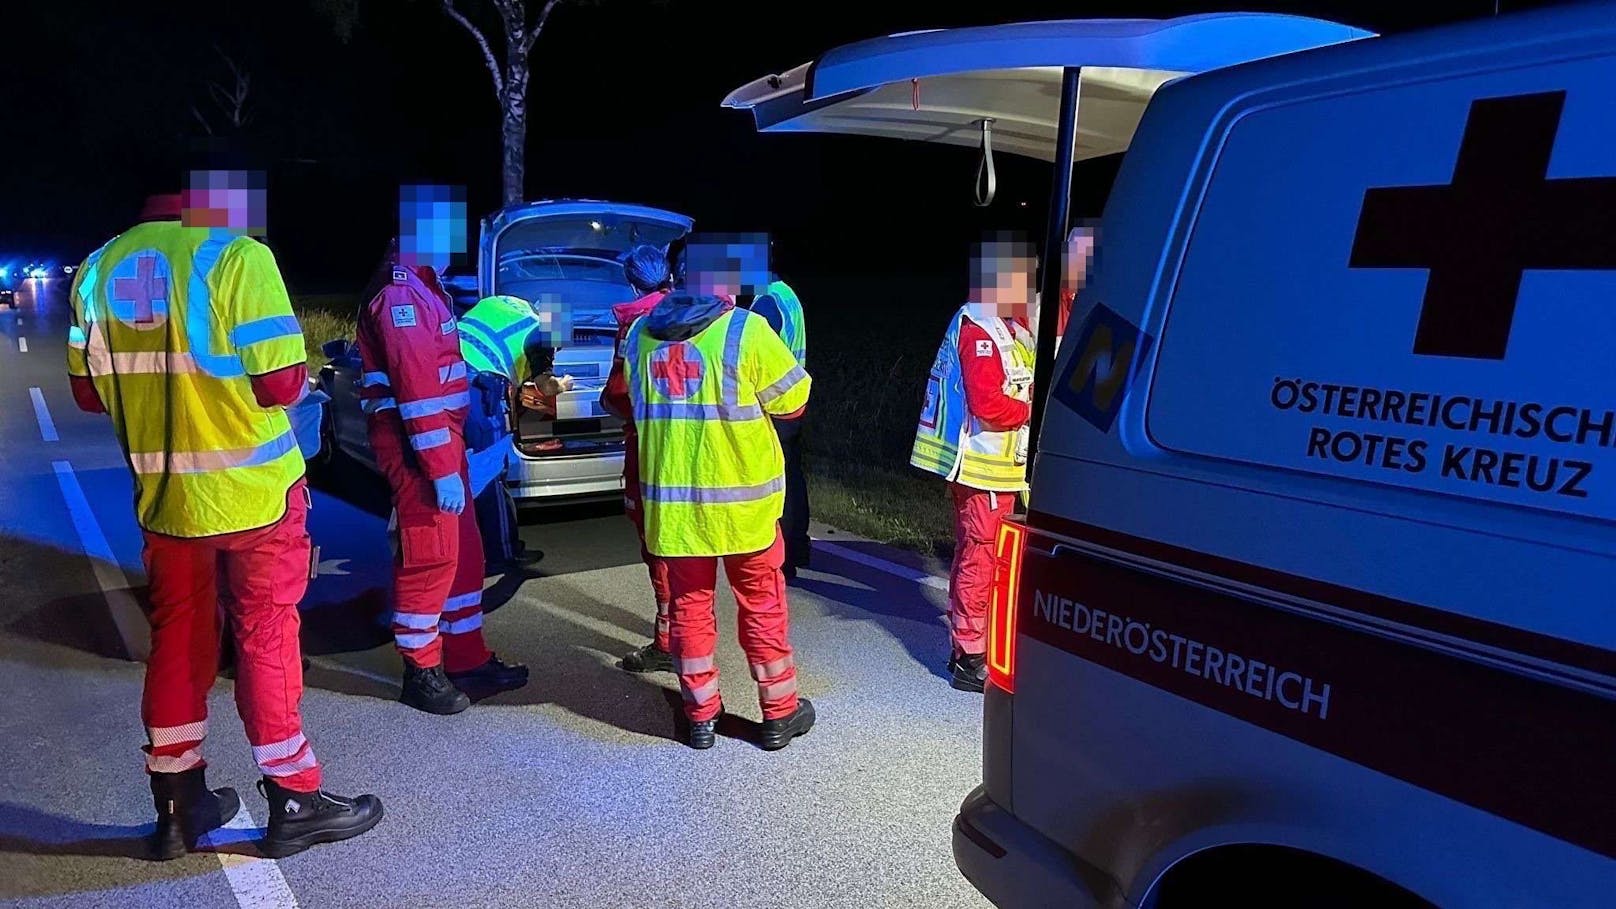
442, 0, 505, 99
522, 0, 566, 55
191, 104, 213, 136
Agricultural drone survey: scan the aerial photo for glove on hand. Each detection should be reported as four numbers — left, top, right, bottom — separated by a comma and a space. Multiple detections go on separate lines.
433, 474, 467, 515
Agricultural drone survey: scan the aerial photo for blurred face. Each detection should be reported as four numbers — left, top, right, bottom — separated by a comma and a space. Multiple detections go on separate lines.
399, 183, 467, 272
528, 293, 569, 349
970, 236, 1037, 320
686, 233, 769, 299
1063, 228, 1096, 299
182, 169, 267, 236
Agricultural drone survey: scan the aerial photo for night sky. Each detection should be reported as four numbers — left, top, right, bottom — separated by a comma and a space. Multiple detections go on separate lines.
0, 0, 1557, 292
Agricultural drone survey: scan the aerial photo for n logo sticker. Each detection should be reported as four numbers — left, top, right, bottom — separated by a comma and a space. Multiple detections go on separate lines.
1054, 302, 1152, 433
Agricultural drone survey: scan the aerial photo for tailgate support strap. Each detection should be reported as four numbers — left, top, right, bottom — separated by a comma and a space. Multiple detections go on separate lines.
1027, 67, 1082, 477
973, 118, 998, 207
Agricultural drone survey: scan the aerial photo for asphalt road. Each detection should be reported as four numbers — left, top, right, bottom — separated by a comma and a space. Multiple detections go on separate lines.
0, 280, 993, 909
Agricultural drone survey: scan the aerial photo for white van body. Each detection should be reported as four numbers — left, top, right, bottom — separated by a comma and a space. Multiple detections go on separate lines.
730, 7, 1616, 906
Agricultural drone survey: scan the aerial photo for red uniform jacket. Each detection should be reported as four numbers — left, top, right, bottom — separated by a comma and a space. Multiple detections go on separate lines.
356, 262, 471, 481
958, 316, 1031, 432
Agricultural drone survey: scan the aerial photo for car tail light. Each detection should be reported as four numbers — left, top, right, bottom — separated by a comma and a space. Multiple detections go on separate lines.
987, 517, 1027, 693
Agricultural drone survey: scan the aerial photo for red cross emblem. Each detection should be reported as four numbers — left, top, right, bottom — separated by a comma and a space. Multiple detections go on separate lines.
111, 253, 170, 326
650, 343, 704, 399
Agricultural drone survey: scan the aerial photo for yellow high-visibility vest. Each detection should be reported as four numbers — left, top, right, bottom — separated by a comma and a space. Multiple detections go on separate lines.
458, 294, 543, 382
624, 306, 811, 557
67, 223, 307, 537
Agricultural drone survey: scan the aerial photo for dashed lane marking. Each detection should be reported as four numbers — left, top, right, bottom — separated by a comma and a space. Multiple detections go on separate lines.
30, 387, 58, 441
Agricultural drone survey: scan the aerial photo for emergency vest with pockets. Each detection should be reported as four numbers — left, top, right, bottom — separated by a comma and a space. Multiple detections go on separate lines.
912, 304, 1035, 492
66, 223, 307, 537
624, 307, 811, 557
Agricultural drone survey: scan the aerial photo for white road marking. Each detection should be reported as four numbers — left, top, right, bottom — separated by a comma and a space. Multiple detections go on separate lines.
29, 387, 58, 441
812, 539, 950, 592
50, 460, 150, 660
18, 336, 27, 352
200, 804, 302, 909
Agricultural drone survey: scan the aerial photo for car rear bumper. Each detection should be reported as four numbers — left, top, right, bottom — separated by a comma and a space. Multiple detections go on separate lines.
506, 448, 625, 503
953, 786, 1114, 909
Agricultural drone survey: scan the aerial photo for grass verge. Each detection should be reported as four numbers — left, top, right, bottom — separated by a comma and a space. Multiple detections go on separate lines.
291, 294, 357, 370
804, 454, 955, 559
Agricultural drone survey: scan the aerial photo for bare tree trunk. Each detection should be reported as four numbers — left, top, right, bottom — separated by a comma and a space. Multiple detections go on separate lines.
499, 26, 531, 205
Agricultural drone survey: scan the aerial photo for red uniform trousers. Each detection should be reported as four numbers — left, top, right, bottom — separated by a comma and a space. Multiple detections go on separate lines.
373, 425, 492, 674
948, 483, 1016, 656
621, 430, 672, 650
663, 531, 798, 723
140, 479, 321, 792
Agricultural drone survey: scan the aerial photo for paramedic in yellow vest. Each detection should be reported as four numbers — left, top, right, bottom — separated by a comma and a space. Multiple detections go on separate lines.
911, 231, 1037, 693
66, 167, 381, 861
459, 293, 571, 572
621, 234, 816, 750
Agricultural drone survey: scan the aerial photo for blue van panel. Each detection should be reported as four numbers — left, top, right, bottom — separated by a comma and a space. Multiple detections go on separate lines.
1145, 54, 1616, 525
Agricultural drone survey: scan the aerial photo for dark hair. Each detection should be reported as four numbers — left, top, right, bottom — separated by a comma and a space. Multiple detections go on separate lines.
624, 243, 672, 294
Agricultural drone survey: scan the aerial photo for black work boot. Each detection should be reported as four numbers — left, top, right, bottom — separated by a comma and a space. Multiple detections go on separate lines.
446, 654, 530, 694
257, 778, 384, 859
400, 664, 471, 715
620, 640, 674, 674
684, 706, 721, 750
150, 767, 242, 860
948, 651, 988, 693
687, 719, 718, 750
758, 698, 816, 751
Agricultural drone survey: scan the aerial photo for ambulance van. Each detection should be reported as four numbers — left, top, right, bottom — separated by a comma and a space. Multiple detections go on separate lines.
728, 5, 1616, 906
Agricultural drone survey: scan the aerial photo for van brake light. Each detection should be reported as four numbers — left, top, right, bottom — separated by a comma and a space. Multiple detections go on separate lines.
987, 518, 1026, 694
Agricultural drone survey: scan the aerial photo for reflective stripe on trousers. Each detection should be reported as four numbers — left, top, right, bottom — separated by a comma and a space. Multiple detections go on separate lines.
252, 732, 318, 779
393, 610, 440, 651
148, 720, 207, 748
